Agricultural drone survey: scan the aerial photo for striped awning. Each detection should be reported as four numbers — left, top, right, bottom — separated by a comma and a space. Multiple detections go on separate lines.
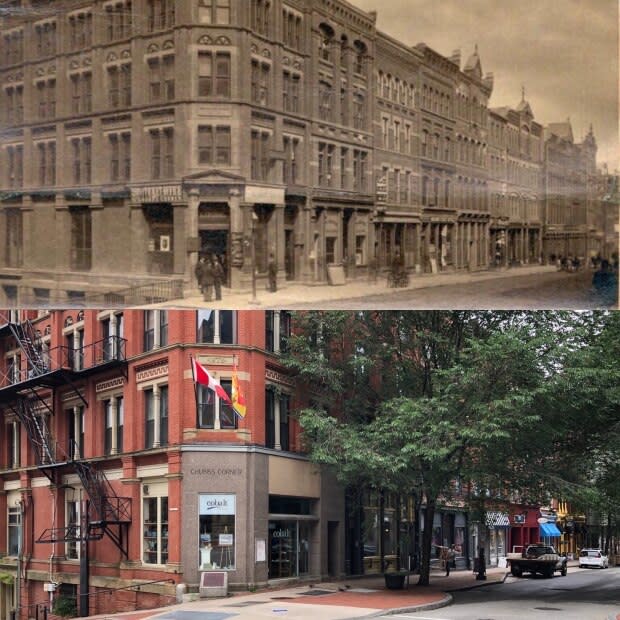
485, 511, 511, 527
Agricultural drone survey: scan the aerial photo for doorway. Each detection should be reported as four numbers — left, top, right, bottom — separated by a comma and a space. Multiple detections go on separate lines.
199, 230, 230, 286
328, 521, 339, 578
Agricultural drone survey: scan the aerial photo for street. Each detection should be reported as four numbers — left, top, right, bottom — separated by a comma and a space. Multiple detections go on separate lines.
372, 567, 620, 620
289, 270, 618, 310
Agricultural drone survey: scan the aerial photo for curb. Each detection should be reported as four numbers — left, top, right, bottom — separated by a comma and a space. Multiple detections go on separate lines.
445, 570, 511, 592
343, 593, 454, 620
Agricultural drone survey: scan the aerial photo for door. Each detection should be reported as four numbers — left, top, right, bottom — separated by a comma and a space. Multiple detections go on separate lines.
328, 521, 339, 578
284, 229, 295, 280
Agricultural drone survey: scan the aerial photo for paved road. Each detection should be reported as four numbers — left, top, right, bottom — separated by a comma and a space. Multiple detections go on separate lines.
371, 566, 620, 620
289, 270, 618, 310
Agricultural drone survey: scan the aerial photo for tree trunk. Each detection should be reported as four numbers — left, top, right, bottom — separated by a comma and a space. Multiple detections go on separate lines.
417, 495, 436, 586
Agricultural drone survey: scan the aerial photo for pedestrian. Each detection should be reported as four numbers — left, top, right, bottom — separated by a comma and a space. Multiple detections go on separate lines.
199, 257, 214, 302
195, 255, 206, 296
268, 254, 277, 292
212, 255, 224, 301
446, 544, 457, 576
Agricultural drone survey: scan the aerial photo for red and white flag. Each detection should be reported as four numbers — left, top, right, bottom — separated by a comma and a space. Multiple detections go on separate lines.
191, 357, 231, 404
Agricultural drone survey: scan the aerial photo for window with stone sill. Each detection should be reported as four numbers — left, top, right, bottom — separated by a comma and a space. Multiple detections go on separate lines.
197, 381, 236, 429
200, 0, 231, 24
144, 385, 168, 449
197, 310, 236, 344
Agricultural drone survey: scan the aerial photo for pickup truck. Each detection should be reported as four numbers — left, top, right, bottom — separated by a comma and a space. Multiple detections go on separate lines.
507, 544, 568, 578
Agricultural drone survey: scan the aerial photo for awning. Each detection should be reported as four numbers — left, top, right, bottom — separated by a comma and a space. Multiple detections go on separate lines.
485, 512, 510, 527
540, 522, 562, 537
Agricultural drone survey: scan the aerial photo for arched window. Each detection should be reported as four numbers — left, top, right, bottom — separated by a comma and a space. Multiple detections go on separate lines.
318, 23, 334, 62
353, 40, 366, 75
421, 129, 428, 157
377, 71, 383, 97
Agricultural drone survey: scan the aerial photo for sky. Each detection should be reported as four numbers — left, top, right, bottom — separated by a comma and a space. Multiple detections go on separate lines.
351, 0, 619, 170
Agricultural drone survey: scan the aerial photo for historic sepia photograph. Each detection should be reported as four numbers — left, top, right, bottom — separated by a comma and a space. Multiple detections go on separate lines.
0, 0, 618, 308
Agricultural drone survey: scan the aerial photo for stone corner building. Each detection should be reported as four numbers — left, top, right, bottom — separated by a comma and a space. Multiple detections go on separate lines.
0, 0, 614, 304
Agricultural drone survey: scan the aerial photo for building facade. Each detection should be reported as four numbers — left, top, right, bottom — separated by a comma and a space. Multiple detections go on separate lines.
489, 97, 544, 266
0, 1, 614, 304
0, 309, 345, 617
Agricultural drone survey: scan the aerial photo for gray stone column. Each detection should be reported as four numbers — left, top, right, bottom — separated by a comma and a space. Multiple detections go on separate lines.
130, 202, 148, 274
90, 193, 105, 273
184, 189, 200, 297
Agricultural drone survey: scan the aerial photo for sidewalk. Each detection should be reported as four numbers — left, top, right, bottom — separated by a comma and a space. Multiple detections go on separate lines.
88, 565, 510, 620
149, 264, 558, 309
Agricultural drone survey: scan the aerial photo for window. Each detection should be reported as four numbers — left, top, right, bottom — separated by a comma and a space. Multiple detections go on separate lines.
106, 1, 133, 41
104, 396, 124, 454
199, 494, 235, 570
150, 128, 174, 179
340, 147, 348, 189
146, 0, 175, 31
318, 81, 333, 121
283, 136, 299, 185
353, 41, 366, 75
144, 310, 168, 350
36, 141, 56, 186
35, 80, 55, 119
3, 29, 24, 66
265, 311, 291, 353
318, 142, 334, 187
197, 310, 236, 344
353, 149, 367, 192
66, 500, 80, 559
197, 380, 236, 429
6, 422, 19, 469
198, 52, 230, 98
198, 126, 231, 166
70, 72, 92, 115
282, 9, 302, 50
108, 63, 131, 108
67, 406, 85, 459
250, 0, 271, 36
251, 60, 270, 106
282, 71, 300, 113
251, 130, 271, 181
5, 208, 23, 268
265, 389, 290, 450
69, 206, 92, 271
68, 12, 92, 50
148, 56, 175, 103
200, 0, 230, 24
35, 21, 57, 58
353, 91, 365, 129
318, 24, 333, 61
71, 137, 92, 186
5, 85, 24, 124
143, 495, 168, 564
102, 312, 124, 360
144, 385, 168, 448
8, 505, 21, 556
355, 235, 366, 266
109, 132, 131, 182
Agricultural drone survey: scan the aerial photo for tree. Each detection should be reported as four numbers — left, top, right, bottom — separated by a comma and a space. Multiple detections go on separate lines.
284, 311, 555, 585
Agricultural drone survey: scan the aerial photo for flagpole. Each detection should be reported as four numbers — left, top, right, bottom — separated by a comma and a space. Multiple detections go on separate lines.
190, 355, 200, 425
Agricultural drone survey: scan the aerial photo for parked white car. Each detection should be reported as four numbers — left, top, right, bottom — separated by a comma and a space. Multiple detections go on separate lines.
579, 548, 609, 569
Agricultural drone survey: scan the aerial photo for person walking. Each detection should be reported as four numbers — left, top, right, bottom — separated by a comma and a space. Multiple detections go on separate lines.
195, 255, 206, 296
446, 544, 457, 576
199, 257, 214, 302
212, 254, 224, 301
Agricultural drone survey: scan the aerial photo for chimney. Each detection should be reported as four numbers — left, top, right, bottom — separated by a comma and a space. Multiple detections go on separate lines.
450, 49, 461, 67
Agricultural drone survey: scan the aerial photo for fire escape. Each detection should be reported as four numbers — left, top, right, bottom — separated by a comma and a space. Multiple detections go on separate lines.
0, 314, 131, 558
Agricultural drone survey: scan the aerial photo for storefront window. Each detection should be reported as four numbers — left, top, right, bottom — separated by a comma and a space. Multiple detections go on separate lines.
143, 496, 168, 565
199, 494, 235, 570
268, 520, 310, 579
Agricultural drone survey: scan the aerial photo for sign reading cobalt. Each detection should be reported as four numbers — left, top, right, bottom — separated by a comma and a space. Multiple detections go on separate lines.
199, 494, 236, 515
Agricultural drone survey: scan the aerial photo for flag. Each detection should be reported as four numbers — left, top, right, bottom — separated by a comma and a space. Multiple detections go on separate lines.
231, 365, 247, 419
191, 357, 231, 404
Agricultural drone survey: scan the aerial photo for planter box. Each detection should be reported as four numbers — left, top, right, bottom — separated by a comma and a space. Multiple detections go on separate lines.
384, 571, 409, 590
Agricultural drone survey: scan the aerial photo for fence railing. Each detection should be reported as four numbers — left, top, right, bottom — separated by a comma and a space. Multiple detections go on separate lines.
82, 279, 184, 307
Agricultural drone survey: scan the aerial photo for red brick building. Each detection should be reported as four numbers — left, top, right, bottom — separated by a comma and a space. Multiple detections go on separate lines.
0, 309, 344, 618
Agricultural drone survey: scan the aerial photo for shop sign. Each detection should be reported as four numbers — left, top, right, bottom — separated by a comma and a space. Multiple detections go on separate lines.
219, 534, 234, 546
272, 529, 290, 538
513, 514, 525, 524
190, 467, 243, 477
132, 185, 183, 203
199, 493, 236, 516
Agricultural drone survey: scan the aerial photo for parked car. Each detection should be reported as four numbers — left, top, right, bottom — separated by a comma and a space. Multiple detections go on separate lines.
579, 548, 609, 569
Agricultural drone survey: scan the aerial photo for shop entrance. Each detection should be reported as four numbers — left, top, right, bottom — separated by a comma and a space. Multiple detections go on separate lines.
268, 520, 312, 579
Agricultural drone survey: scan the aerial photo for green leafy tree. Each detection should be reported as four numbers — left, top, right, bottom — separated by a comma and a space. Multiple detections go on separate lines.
284, 311, 558, 585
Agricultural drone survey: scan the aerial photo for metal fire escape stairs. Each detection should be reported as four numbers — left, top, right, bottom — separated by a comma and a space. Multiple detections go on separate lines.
0, 314, 131, 557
